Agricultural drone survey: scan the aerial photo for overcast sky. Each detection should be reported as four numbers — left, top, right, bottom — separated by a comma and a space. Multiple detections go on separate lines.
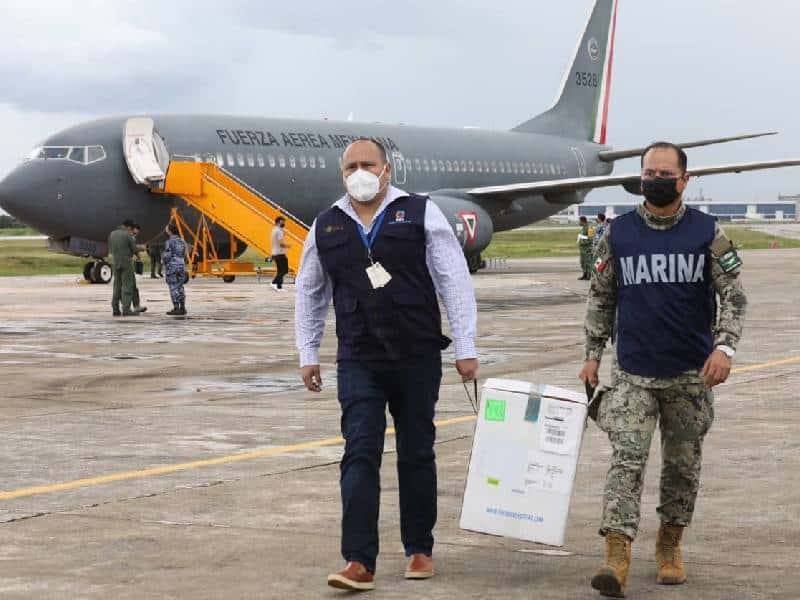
1, 0, 799, 206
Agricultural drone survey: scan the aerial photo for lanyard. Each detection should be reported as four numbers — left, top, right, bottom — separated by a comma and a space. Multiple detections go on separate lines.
356, 210, 387, 262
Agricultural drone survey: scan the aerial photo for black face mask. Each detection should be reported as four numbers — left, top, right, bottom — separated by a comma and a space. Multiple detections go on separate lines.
642, 177, 681, 207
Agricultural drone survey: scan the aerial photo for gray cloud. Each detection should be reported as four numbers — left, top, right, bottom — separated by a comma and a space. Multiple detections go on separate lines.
1, 0, 799, 202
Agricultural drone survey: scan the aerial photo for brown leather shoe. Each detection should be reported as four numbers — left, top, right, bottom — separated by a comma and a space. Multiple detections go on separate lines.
404, 553, 434, 579
327, 561, 375, 591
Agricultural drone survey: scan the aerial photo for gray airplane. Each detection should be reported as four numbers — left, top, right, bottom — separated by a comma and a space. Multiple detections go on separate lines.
0, 0, 798, 282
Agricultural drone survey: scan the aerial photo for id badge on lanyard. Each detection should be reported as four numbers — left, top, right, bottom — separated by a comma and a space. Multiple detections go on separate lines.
358, 211, 392, 289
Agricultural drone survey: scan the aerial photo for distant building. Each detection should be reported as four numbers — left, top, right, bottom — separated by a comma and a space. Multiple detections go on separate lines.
553, 196, 797, 223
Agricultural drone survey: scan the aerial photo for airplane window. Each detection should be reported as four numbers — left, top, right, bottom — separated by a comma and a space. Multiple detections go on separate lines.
86, 145, 105, 163
68, 147, 85, 164
257, 154, 265, 167
468, 161, 474, 172
309, 155, 316, 168
438, 160, 444, 171
414, 158, 421, 171
549, 164, 555, 175
247, 153, 255, 167
445, 160, 452, 172
237, 152, 245, 167
453, 161, 460, 173
512, 162, 519, 174
319, 156, 326, 169
499, 162, 505, 174
460, 160, 467, 172
300, 154, 307, 168
216, 152, 225, 167
278, 155, 286, 168
405, 158, 412, 171
227, 153, 235, 166
268, 154, 276, 168
525, 162, 532, 174
423, 159, 429, 172
289, 155, 296, 168
504, 161, 511, 173
476, 162, 482, 173
431, 160, 437, 172
43, 147, 70, 159
491, 161, 497, 173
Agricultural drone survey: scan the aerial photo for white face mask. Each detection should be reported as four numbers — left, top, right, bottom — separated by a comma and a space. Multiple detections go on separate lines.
344, 166, 386, 203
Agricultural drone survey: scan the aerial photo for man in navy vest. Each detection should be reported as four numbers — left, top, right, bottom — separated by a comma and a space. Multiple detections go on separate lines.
295, 138, 478, 592
579, 142, 747, 597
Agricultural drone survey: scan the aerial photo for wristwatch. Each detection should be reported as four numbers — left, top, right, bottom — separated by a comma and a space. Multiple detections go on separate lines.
716, 345, 735, 358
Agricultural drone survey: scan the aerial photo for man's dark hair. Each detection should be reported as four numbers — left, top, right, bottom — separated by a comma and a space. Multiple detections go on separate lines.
275, 215, 285, 224
597, 213, 606, 222
131, 223, 141, 231
641, 141, 688, 173
167, 223, 180, 236
346, 137, 388, 164
122, 218, 135, 228
579, 216, 588, 223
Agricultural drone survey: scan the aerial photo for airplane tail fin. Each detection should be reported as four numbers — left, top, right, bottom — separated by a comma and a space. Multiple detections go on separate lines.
512, 0, 618, 144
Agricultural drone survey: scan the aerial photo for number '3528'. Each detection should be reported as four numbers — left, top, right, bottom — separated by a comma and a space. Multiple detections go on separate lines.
575, 71, 599, 87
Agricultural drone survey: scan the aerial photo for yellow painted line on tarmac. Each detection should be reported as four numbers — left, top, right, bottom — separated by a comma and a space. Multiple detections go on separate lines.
2, 355, 798, 502
0, 415, 477, 501
731, 355, 800, 374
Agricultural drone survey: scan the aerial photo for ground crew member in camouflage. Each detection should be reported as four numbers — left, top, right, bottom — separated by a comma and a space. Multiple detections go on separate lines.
579, 142, 747, 598
578, 216, 593, 280
162, 223, 188, 316
147, 241, 163, 278
108, 219, 141, 317
129, 223, 147, 314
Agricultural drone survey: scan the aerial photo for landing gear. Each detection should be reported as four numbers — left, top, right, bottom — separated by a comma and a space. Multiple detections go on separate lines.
466, 253, 486, 274
84, 260, 113, 284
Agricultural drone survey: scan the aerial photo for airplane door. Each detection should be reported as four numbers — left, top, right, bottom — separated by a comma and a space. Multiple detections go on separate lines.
570, 147, 588, 177
392, 151, 407, 185
123, 117, 168, 186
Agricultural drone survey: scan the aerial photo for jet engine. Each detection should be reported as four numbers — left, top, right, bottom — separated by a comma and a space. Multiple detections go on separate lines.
428, 193, 494, 273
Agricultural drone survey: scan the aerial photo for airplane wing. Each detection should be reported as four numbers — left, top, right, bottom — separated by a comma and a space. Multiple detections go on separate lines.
597, 132, 777, 162
466, 158, 800, 198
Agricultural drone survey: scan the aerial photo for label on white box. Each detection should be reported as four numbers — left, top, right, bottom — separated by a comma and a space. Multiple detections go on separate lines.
525, 449, 576, 495
539, 398, 581, 455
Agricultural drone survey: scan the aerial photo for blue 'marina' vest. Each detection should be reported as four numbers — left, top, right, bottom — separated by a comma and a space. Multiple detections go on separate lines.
315, 194, 450, 361
611, 207, 716, 377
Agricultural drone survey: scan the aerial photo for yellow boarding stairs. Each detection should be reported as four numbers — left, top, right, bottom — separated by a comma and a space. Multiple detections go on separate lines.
153, 160, 308, 282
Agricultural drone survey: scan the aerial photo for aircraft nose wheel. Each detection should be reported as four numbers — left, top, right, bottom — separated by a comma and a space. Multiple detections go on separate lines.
88, 260, 113, 284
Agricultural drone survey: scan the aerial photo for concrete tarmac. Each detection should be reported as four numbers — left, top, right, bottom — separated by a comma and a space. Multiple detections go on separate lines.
1, 251, 798, 599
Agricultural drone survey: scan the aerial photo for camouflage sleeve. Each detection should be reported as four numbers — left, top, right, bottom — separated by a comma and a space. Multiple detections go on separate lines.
584, 224, 617, 362
709, 223, 747, 350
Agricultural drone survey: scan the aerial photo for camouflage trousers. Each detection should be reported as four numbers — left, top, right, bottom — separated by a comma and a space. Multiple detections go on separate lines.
596, 369, 714, 540
165, 269, 186, 305
579, 245, 593, 275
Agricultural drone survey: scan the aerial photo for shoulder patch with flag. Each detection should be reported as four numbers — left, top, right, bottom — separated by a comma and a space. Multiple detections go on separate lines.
594, 256, 607, 273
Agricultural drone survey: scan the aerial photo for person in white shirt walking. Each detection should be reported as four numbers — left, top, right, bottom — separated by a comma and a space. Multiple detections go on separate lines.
270, 216, 290, 291
295, 138, 478, 592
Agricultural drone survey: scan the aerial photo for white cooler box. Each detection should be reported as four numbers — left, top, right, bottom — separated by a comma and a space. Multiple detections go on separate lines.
459, 378, 588, 546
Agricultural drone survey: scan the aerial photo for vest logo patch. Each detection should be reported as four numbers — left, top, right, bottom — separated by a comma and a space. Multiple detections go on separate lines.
394, 210, 405, 223
620, 253, 706, 286
324, 224, 345, 233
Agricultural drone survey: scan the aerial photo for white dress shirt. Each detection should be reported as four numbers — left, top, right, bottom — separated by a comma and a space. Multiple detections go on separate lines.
295, 185, 477, 367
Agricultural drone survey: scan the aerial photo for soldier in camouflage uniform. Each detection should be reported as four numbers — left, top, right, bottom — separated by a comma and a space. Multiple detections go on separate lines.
579, 142, 747, 597
578, 216, 593, 280
162, 223, 188, 316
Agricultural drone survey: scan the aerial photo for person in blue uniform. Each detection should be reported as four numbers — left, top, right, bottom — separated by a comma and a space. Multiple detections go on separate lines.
161, 222, 188, 316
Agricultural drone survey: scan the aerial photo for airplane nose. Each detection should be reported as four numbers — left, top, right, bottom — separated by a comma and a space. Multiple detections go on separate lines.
0, 170, 20, 216
0, 164, 50, 231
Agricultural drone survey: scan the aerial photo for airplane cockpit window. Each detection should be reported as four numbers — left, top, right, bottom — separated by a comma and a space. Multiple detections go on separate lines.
26, 145, 106, 165
68, 147, 85, 163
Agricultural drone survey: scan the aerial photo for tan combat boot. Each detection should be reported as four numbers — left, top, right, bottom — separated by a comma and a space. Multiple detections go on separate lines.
656, 523, 687, 585
591, 531, 632, 598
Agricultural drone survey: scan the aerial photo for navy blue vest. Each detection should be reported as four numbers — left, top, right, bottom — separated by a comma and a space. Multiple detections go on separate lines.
611, 207, 716, 377
315, 194, 450, 361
